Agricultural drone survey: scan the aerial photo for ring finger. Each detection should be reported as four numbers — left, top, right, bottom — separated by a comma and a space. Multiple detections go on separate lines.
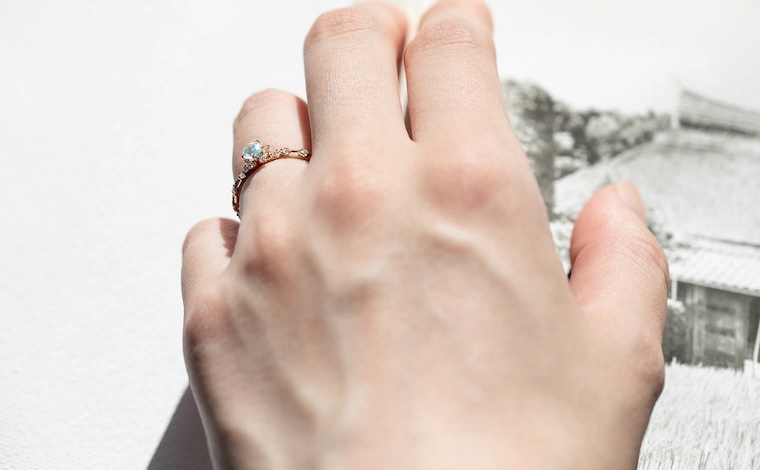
231, 88, 312, 221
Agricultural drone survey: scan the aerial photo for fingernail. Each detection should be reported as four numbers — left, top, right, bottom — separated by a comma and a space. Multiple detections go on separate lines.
615, 181, 647, 223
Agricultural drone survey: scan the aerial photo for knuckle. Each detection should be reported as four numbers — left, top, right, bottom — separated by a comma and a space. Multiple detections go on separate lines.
312, 159, 389, 227
183, 218, 219, 256
424, 154, 509, 214
406, 16, 493, 61
645, 351, 666, 399
184, 283, 229, 354
625, 228, 670, 297
233, 88, 291, 130
306, 7, 379, 46
580, 219, 670, 302
629, 331, 666, 400
182, 217, 238, 266
242, 208, 299, 279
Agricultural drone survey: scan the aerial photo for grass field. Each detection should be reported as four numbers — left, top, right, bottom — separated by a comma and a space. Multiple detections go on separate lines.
638, 362, 760, 469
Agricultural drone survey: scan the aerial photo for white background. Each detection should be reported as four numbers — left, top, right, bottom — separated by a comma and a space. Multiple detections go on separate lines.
1, 0, 758, 468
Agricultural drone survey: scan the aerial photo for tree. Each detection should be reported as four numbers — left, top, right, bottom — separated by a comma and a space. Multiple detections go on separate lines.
502, 79, 557, 216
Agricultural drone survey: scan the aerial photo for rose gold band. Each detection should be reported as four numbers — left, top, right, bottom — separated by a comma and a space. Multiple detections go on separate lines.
231, 140, 311, 217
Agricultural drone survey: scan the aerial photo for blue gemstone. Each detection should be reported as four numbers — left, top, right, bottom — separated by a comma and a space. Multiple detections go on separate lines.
244, 141, 263, 159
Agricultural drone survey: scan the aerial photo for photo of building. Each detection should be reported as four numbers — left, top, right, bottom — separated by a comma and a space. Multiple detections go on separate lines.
550, 89, 760, 370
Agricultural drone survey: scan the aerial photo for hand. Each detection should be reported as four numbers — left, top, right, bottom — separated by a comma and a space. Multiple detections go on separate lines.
181, 1, 669, 469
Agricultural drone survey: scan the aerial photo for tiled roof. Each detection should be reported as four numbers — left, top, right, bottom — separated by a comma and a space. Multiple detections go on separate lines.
670, 236, 760, 296
554, 129, 760, 246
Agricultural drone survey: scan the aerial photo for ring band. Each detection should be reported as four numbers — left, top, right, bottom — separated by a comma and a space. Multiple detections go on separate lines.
231, 140, 311, 216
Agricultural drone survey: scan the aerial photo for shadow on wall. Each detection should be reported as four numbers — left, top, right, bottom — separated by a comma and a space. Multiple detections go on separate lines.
148, 386, 212, 470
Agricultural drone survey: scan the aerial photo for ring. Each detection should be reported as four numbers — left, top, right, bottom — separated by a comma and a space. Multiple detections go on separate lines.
231, 140, 311, 216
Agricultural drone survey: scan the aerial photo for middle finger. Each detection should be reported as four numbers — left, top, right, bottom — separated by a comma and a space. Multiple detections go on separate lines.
304, 2, 409, 156
405, 0, 510, 143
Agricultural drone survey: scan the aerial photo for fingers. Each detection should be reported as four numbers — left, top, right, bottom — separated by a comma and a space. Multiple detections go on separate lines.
304, 2, 409, 152
569, 182, 669, 352
232, 89, 311, 219
181, 218, 239, 309
404, 0, 510, 142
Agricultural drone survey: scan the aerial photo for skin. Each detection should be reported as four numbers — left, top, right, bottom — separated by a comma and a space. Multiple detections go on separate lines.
181, 0, 670, 469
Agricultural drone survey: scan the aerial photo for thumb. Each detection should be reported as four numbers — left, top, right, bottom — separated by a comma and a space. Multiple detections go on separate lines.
569, 182, 669, 339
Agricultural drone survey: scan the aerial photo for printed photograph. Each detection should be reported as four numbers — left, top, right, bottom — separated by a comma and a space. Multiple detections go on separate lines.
490, 1, 760, 465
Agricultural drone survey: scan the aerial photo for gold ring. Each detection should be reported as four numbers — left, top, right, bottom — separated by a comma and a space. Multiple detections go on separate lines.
231, 140, 311, 217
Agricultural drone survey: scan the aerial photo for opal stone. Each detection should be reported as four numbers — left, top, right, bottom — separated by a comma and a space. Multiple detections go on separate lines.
243, 141, 264, 160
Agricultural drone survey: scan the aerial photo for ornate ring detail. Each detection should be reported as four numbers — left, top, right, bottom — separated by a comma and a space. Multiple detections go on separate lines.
231, 140, 311, 216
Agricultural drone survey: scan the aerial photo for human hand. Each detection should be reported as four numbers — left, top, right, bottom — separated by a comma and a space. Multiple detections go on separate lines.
181, 1, 669, 469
